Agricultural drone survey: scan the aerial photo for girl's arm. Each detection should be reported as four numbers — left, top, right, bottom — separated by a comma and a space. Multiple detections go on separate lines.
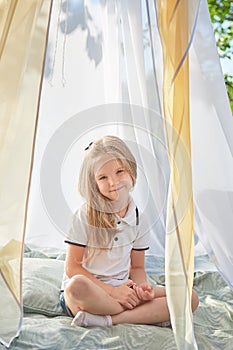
130, 250, 166, 301
65, 244, 139, 309
65, 244, 113, 294
130, 250, 148, 285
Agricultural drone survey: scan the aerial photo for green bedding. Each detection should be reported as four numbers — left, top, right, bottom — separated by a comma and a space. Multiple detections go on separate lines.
1, 249, 233, 350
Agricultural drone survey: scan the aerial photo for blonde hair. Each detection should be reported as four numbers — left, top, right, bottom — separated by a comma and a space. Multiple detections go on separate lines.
78, 135, 137, 254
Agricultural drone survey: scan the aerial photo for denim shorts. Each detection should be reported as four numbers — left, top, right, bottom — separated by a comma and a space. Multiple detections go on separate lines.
59, 291, 73, 317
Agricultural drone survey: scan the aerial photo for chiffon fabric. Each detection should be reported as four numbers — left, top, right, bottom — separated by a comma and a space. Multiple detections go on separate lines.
0, 1, 232, 348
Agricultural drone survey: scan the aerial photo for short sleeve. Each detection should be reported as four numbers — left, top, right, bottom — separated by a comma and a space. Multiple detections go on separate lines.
132, 211, 150, 250
65, 204, 89, 246
132, 231, 150, 250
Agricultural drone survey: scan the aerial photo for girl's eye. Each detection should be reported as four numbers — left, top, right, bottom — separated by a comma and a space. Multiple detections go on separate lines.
117, 169, 124, 174
99, 176, 107, 181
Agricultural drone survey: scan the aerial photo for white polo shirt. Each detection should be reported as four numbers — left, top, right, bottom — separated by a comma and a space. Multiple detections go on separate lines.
62, 198, 150, 288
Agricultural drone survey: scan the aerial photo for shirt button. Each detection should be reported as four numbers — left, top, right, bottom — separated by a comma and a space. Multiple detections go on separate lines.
114, 237, 118, 241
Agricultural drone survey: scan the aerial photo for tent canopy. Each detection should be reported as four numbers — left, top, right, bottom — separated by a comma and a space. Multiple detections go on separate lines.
0, 0, 233, 348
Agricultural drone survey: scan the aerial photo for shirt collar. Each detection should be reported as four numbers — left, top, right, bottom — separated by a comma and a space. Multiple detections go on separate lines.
116, 197, 138, 226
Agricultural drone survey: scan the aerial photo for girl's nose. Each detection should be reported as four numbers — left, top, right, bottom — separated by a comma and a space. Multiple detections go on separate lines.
109, 175, 119, 186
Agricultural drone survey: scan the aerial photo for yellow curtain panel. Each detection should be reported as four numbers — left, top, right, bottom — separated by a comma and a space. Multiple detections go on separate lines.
0, 0, 52, 346
157, 1, 196, 349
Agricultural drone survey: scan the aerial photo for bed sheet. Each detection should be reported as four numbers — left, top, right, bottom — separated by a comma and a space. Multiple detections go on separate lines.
1, 248, 233, 350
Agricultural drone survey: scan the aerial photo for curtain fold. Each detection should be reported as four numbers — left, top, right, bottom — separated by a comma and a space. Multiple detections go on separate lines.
156, 1, 199, 348
100, 0, 121, 103
190, 0, 233, 289
0, 0, 52, 346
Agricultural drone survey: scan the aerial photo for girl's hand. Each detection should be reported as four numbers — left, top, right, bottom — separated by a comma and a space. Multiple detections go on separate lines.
110, 280, 140, 309
133, 283, 155, 301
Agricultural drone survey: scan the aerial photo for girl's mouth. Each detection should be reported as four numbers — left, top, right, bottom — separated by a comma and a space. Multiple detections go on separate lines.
110, 186, 123, 192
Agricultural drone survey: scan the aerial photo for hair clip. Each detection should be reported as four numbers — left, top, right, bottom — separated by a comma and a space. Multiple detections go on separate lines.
84, 142, 93, 151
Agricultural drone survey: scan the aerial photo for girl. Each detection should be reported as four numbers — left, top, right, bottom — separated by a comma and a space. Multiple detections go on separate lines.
60, 135, 199, 327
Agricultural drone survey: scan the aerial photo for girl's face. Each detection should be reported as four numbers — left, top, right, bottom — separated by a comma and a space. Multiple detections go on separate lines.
94, 158, 133, 202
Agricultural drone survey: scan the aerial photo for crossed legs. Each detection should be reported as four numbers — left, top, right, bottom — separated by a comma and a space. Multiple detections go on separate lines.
64, 275, 180, 325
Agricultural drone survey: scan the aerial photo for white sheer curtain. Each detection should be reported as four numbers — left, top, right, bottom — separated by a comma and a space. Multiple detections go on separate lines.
190, 0, 233, 289
0, 0, 52, 346
1, 0, 232, 348
25, 0, 169, 256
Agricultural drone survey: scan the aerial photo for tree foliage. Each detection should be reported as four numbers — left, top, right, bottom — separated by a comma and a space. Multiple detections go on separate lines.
208, 0, 233, 113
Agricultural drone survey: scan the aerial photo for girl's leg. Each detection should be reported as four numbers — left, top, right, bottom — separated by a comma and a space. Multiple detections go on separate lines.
64, 274, 124, 316
112, 288, 199, 325
112, 296, 170, 325
72, 296, 170, 327
67, 278, 199, 327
